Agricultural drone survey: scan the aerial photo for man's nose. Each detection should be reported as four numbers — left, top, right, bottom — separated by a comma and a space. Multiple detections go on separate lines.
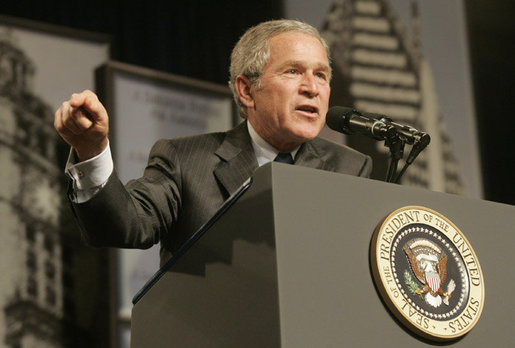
299, 73, 319, 97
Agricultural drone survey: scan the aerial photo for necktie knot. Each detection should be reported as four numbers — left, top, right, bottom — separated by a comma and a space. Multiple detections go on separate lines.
274, 152, 294, 164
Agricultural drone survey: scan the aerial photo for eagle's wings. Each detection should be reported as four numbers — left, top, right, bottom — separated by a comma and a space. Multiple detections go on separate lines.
438, 255, 448, 285
403, 246, 425, 284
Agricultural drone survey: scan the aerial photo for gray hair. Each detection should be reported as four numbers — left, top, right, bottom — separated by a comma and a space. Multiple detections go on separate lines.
228, 19, 332, 118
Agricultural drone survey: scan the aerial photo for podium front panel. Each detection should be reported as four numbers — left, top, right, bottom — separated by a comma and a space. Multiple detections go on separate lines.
131, 163, 515, 347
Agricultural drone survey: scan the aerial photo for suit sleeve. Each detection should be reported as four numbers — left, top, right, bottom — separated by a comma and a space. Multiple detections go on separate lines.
70, 140, 182, 249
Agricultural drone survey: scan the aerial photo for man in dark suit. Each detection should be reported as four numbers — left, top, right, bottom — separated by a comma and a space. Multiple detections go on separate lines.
54, 19, 372, 265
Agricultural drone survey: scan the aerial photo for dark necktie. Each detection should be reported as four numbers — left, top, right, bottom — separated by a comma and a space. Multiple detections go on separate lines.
274, 152, 294, 164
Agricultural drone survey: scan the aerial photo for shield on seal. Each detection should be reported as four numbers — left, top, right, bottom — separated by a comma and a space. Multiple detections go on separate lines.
425, 271, 441, 293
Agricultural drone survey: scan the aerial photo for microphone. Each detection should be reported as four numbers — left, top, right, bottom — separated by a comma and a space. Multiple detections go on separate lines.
358, 111, 431, 163
326, 106, 430, 148
326, 106, 431, 183
326, 106, 396, 141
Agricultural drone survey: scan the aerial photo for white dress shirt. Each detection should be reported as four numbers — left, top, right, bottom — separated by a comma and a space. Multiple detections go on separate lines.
247, 121, 298, 166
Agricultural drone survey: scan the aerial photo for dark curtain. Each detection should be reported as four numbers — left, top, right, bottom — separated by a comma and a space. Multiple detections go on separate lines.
1, 1, 283, 85
465, 0, 515, 205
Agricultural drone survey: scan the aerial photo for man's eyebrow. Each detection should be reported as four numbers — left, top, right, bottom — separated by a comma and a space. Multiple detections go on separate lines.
316, 63, 331, 73
277, 60, 302, 69
278, 60, 330, 71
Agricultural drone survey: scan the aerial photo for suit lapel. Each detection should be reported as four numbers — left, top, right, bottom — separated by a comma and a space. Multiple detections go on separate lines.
214, 124, 333, 195
214, 122, 259, 196
294, 140, 327, 171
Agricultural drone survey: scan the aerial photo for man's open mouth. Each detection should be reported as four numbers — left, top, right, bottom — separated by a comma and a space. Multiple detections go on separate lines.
296, 105, 319, 114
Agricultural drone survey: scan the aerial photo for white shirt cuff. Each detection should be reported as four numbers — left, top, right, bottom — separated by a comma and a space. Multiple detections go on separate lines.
65, 143, 113, 202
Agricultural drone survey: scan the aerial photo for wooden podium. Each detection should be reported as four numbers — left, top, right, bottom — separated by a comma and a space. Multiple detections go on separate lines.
130, 163, 515, 347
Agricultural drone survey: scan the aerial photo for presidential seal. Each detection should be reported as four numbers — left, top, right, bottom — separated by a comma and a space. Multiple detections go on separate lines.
370, 206, 485, 341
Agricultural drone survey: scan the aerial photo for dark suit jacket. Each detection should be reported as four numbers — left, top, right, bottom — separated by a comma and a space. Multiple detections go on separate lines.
71, 122, 372, 265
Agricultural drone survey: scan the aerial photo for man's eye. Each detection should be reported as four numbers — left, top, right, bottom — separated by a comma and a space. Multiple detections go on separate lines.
288, 69, 298, 74
316, 72, 327, 80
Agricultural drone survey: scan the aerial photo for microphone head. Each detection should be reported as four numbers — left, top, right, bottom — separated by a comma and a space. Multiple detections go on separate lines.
326, 106, 355, 134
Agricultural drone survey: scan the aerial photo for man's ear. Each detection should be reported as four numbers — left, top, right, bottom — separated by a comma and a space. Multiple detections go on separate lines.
235, 75, 255, 109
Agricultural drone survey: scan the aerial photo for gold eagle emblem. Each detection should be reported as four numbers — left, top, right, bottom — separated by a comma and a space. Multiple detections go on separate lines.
403, 238, 452, 307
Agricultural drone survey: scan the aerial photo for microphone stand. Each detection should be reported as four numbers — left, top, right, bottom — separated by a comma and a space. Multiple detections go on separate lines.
393, 133, 431, 183
394, 133, 431, 184
394, 162, 409, 184
384, 133, 406, 183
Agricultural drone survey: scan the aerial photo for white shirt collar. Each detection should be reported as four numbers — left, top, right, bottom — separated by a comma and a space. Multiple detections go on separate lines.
247, 121, 299, 166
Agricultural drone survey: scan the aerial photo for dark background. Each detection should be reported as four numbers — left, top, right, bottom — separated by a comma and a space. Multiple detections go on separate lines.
2, 0, 513, 205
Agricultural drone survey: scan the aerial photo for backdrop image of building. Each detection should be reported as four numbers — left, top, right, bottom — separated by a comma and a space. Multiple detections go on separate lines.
0, 25, 110, 347
0, 31, 64, 347
321, 0, 466, 194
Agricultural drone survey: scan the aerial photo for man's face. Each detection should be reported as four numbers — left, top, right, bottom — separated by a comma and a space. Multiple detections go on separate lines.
245, 32, 331, 151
